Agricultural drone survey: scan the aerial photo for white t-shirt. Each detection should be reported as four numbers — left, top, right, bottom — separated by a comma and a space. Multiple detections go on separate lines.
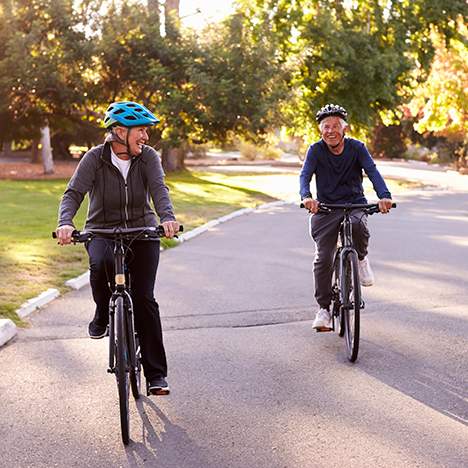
111, 149, 131, 180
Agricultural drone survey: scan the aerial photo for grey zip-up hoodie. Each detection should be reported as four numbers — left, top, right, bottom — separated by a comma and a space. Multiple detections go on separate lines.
58, 142, 176, 229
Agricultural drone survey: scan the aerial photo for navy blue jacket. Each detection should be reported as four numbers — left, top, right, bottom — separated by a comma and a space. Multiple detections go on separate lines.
299, 138, 391, 203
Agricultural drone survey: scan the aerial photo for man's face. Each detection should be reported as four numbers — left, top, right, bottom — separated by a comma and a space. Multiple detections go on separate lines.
115, 126, 150, 156
320, 116, 346, 147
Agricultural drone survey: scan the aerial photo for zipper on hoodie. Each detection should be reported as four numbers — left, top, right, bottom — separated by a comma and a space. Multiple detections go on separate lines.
104, 149, 138, 228
124, 182, 129, 228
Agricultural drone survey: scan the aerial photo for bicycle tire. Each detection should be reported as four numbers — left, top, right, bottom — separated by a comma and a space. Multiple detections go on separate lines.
115, 296, 130, 445
341, 251, 361, 362
129, 333, 141, 400
331, 251, 345, 337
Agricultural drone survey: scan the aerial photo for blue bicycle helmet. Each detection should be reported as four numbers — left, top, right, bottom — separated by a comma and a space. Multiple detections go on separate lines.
316, 104, 348, 123
104, 101, 160, 128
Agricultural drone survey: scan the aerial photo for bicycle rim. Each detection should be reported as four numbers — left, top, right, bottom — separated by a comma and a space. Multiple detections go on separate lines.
130, 335, 141, 400
331, 251, 344, 337
116, 296, 130, 445
342, 252, 361, 362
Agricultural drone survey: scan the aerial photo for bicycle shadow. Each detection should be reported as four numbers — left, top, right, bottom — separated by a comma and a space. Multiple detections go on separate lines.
124, 395, 211, 467
356, 336, 468, 427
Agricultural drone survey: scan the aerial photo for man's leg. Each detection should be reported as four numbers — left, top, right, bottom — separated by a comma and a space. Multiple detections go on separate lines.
350, 210, 374, 286
350, 210, 370, 260
127, 240, 167, 380
310, 211, 343, 308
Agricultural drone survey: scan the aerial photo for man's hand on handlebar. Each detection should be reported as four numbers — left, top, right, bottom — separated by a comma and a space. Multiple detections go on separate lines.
302, 197, 320, 214
55, 225, 75, 245
378, 198, 393, 214
161, 220, 180, 239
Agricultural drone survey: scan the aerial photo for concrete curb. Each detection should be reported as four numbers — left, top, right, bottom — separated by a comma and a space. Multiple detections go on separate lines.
16, 288, 60, 319
0, 319, 17, 347
2, 201, 291, 350
65, 271, 89, 290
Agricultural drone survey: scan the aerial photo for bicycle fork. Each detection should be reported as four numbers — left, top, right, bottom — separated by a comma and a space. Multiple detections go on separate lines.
108, 291, 137, 374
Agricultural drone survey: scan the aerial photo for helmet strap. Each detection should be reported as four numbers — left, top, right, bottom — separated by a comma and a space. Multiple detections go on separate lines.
109, 127, 134, 158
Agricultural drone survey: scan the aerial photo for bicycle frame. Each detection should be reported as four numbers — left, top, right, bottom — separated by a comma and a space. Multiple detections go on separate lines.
108, 236, 137, 376
337, 210, 358, 313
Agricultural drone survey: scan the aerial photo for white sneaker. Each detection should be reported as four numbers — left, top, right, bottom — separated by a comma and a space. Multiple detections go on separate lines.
312, 308, 332, 330
359, 257, 374, 287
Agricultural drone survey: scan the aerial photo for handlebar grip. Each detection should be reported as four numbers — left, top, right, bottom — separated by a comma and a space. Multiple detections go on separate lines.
52, 231, 57, 239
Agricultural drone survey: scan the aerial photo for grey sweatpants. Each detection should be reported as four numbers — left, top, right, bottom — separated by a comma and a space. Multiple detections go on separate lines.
310, 210, 370, 309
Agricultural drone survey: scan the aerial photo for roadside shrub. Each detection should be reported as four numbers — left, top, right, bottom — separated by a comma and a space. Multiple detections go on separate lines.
239, 141, 259, 160
239, 140, 281, 160
370, 124, 406, 159
403, 144, 438, 162
187, 144, 209, 159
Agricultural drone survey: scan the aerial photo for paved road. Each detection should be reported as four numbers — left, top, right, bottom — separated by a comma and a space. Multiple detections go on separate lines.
2, 183, 468, 466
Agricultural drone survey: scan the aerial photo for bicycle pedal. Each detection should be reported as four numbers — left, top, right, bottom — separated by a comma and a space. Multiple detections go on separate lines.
107, 368, 115, 374
360, 300, 365, 309
315, 326, 333, 333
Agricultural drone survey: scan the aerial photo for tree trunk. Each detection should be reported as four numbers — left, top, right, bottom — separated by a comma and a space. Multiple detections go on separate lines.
162, 147, 185, 172
147, 0, 161, 37
1, 141, 12, 158
31, 139, 40, 163
164, 0, 180, 37
40, 124, 54, 174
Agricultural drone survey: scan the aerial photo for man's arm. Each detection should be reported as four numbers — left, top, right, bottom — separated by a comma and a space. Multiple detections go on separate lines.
358, 143, 391, 199
357, 143, 393, 213
299, 145, 318, 200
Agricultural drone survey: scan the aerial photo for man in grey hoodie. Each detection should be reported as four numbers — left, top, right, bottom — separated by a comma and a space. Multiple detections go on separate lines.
56, 101, 179, 395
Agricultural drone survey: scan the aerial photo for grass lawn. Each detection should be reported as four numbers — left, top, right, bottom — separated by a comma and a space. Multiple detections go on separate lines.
0, 168, 413, 324
0, 170, 275, 324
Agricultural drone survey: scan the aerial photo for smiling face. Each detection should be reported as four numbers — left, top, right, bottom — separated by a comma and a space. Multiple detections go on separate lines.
319, 116, 347, 152
113, 125, 150, 158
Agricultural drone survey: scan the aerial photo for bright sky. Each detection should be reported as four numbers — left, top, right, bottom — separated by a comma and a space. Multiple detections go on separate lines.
180, 0, 235, 29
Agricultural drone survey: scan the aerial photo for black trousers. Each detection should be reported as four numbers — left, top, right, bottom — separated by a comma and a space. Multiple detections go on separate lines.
86, 238, 167, 379
310, 209, 370, 309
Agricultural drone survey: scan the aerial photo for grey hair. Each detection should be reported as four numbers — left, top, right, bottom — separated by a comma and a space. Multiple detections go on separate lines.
319, 117, 348, 132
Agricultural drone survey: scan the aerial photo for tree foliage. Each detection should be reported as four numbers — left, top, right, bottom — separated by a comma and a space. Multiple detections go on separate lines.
0, 0, 466, 169
0, 0, 93, 143
235, 0, 466, 142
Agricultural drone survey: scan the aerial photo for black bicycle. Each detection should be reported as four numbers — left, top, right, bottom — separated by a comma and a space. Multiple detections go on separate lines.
301, 202, 395, 362
53, 225, 182, 444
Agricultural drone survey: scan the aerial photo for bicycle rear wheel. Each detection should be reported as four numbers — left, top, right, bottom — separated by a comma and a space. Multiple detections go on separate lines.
341, 251, 361, 362
115, 296, 130, 445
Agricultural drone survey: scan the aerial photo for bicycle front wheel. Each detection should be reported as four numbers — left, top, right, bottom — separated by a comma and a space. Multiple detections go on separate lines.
331, 251, 344, 337
115, 296, 130, 445
341, 251, 361, 362
129, 334, 141, 400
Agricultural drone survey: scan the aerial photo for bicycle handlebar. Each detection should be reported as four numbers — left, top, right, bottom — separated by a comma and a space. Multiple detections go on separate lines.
300, 202, 396, 215
52, 225, 184, 243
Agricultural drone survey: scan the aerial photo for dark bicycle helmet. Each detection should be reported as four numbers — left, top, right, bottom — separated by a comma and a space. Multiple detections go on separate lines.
315, 104, 348, 123
103, 101, 159, 128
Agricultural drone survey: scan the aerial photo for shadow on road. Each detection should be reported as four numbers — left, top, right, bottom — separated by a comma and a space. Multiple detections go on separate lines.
125, 396, 212, 467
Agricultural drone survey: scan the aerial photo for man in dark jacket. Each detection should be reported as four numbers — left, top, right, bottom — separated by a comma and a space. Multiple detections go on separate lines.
56, 101, 179, 395
300, 104, 393, 331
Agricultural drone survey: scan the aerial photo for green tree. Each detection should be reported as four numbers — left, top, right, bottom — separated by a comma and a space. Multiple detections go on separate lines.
0, 0, 94, 168
236, 0, 466, 142
191, 13, 289, 145
407, 19, 467, 168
